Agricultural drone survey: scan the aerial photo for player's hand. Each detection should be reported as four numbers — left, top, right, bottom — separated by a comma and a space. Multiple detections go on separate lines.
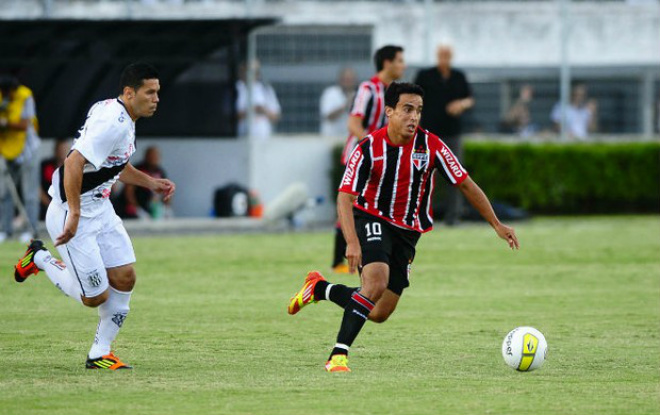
152, 179, 176, 202
55, 212, 80, 246
345, 241, 362, 274
446, 100, 466, 117
494, 223, 520, 250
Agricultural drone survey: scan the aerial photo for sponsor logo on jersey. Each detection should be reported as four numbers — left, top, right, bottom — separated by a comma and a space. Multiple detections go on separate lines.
342, 150, 361, 187
440, 146, 464, 177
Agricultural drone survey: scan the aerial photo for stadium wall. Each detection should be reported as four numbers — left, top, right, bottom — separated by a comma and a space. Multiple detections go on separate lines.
39, 137, 340, 220
5, 1, 659, 67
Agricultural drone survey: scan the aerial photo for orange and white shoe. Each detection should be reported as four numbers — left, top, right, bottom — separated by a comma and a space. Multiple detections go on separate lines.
14, 239, 46, 283
287, 271, 326, 315
325, 354, 350, 372
85, 352, 132, 370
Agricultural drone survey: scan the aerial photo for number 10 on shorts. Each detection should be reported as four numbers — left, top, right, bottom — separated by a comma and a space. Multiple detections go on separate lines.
366, 222, 382, 241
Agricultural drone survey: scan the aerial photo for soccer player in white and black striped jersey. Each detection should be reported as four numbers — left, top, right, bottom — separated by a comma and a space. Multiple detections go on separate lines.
289, 82, 519, 372
14, 63, 175, 370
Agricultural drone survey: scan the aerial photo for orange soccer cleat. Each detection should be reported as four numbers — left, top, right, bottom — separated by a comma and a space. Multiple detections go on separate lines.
14, 240, 46, 283
325, 354, 351, 372
287, 271, 326, 315
85, 352, 133, 370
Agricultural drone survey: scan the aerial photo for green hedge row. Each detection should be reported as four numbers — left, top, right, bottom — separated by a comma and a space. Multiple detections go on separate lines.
332, 141, 660, 214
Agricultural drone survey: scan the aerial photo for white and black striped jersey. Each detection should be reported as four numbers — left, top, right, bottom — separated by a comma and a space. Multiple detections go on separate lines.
49, 98, 135, 217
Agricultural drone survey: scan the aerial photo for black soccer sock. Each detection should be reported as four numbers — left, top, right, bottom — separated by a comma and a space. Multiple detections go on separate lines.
313, 280, 357, 308
332, 227, 347, 267
329, 291, 375, 358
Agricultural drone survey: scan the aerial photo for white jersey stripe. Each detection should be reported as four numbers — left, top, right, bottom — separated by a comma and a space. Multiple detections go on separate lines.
374, 138, 387, 216
389, 146, 402, 219
436, 150, 458, 185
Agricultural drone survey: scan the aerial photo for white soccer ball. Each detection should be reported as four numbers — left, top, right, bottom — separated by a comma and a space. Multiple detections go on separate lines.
501, 326, 548, 371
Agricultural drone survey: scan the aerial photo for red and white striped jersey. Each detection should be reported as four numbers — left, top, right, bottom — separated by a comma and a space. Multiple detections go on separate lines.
340, 75, 388, 165
339, 126, 469, 233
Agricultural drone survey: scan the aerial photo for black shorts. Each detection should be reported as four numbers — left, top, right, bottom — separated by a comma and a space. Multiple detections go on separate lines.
354, 210, 421, 296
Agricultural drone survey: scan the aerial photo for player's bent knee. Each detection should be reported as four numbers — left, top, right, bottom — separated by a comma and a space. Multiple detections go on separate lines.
81, 290, 109, 308
107, 264, 137, 291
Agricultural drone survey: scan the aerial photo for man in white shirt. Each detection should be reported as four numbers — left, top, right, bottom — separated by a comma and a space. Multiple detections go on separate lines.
551, 84, 598, 139
236, 61, 281, 139
14, 63, 175, 370
319, 68, 357, 137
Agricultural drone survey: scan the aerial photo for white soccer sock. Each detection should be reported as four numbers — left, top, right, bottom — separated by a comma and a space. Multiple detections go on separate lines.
88, 287, 131, 359
34, 250, 83, 304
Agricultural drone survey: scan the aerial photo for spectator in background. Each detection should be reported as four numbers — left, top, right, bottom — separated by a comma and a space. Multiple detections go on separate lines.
39, 137, 69, 220
501, 84, 538, 137
0, 75, 40, 243
551, 83, 598, 139
414, 44, 474, 226
120, 146, 172, 220
236, 60, 281, 140
319, 67, 357, 137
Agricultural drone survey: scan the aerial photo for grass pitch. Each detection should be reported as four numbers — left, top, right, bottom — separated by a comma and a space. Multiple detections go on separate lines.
0, 216, 658, 415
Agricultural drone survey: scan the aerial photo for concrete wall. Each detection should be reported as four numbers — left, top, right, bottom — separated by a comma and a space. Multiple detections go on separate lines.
40, 135, 342, 219
6, 1, 660, 67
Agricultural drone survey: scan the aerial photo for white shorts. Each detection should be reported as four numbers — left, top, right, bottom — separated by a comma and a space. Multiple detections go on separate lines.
45, 201, 136, 298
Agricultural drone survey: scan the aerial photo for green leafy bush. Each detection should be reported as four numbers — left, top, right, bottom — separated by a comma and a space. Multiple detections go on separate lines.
332, 141, 660, 214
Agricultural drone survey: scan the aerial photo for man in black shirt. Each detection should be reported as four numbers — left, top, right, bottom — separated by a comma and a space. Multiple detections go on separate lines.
414, 45, 474, 225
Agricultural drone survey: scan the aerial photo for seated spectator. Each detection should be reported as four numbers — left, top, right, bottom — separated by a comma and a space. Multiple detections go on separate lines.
551, 83, 598, 139
115, 146, 172, 219
319, 67, 357, 137
501, 84, 538, 137
39, 137, 69, 220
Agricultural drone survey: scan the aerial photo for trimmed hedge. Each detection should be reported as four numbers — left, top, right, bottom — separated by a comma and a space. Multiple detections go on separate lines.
332, 141, 660, 214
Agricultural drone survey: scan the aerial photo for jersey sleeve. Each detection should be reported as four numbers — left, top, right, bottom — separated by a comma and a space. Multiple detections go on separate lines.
338, 138, 372, 195
349, 82, 373, 119
72, 108, 123, 170
433, 137, 469, 186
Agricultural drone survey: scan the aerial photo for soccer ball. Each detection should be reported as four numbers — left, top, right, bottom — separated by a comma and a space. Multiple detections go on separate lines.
501, 326, 548, 371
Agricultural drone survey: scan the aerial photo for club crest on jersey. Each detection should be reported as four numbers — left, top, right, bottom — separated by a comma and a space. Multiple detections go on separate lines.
412, 148, 429, 170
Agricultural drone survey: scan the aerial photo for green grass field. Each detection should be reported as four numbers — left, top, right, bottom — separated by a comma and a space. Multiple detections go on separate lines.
1, 216, 658, 415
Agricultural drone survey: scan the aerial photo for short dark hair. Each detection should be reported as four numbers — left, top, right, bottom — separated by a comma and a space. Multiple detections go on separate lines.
119, 62, 159, 92
0, 75, 19, 94
374, 45, 404, 72
385, 82, 424, 109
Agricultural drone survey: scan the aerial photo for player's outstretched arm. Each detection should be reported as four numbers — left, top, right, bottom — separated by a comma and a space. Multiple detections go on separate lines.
457, 177, 520, 250
337, 191, 362, 273
119, 162, 176, 202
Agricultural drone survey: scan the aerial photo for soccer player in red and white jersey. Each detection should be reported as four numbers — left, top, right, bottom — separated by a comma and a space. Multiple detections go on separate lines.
289, 82, 519, 372
14, 63, 175, 370
331, 45, 406, 274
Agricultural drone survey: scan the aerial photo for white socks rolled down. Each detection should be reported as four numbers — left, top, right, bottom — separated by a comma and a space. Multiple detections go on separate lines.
34, 250, 83, 304
88, 287, 132, 359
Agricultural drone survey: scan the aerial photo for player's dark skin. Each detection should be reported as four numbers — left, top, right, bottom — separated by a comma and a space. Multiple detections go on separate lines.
337, 93, 520, 323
